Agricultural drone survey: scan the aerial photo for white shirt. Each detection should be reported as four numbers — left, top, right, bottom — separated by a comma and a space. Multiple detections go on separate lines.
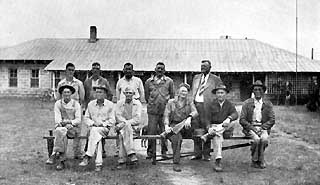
116, 76, 145, 102
195, 74, 209, 102
253, 98, 263, 123
84, 99, 116, 127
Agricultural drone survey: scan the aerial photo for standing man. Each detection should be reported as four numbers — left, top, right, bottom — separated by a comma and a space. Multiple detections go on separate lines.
55, 62, 85, 159
46, 84, 82, 170
163, 83, 198, 172
239, 80, 275, 169
115, 87, 142, 169
200, 84, 238, 172
191, 60, 222, 161
145, 62, 175, 159
79, 85, 116, 172
116, 62, 145, 102
84, 62, 113, 109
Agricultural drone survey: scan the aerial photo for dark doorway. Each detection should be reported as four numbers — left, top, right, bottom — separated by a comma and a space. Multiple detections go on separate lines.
240, 74, 252, 101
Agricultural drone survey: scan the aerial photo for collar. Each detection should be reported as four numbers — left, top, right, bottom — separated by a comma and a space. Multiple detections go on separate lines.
96, 99, 105, 106
254, 98, 263, 104
218, 99, 225, 107
61, 98, 72, 105
152, 75, 166, 82
63, 77, 76, 83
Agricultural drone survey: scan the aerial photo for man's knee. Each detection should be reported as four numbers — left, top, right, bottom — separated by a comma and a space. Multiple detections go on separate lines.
55, 127, 67, 134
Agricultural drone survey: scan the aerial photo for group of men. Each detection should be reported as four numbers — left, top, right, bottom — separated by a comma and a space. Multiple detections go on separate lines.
45, 59, 275, 173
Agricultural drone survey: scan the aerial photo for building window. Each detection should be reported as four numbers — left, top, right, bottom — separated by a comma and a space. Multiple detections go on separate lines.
9, 68, 18, 87
54, 71, 61, 88
31, 69, 40, 88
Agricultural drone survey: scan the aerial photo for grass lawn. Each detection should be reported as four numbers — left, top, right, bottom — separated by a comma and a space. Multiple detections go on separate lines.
0, 97, 320, 185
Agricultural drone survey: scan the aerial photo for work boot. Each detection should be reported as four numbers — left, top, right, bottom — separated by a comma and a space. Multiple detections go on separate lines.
213, 158, 222, 172
79, 155, 90, 166
46, 154, 56, 165
251, 161, 260, 168
95, 165, 102, 172
190, 155, 202, 160
129, 154, 138, 163
203, 155, 211, 161
102, 151, 107, 158
56, 161, 65, 171
259, 160, 267, 169
173, 164, 182, 172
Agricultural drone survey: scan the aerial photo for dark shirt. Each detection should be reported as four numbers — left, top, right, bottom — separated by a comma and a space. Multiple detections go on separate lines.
207, 99, 238, 125
145, 75, 175, 115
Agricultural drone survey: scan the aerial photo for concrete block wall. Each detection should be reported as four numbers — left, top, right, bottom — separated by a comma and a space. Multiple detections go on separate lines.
0, 63, 51, 97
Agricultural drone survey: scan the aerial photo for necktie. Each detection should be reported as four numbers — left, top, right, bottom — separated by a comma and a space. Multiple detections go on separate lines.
198, 75, 206, 96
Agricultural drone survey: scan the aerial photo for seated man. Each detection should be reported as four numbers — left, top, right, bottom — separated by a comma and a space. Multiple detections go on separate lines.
46, 85, 82, 170
163, 83, 198, 172
201, 84, 238, 172
240, 80, 275, 169
115, 87, 142, 169
79, 85, 116, 172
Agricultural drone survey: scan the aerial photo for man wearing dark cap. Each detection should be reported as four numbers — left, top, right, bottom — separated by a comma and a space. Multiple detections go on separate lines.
191, 60, 222, 161
240, 80, 275, 169
79, 84, 115, 172
145, 62, 175, 159
163, 83, 198, 172
200, 84, 238, 172
84, 62, 113, 109
46, 84, 82, 170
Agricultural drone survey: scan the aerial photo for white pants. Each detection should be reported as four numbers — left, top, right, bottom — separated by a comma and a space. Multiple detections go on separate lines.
118, 123, 135, 163
85, 127, 109, 166
209, 124, 225, 160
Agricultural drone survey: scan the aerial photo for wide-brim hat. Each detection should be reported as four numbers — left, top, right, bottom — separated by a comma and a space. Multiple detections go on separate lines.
251, 80, 267, 92
212, 84, 229, 94
58, 84, 76, 95
178, 83, 191, 91
93, 85, 108, 93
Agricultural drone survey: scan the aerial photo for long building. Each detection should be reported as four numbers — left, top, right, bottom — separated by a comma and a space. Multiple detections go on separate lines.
0, 26, 319, 103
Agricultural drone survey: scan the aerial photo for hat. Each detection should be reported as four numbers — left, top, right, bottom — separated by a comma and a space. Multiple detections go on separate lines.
58, 84, 76, 95
93, 85, 108, 93
251, 80, 267, 92
66, 128, 77, 139
212, 84, 229, 94
178, 83, 191, 91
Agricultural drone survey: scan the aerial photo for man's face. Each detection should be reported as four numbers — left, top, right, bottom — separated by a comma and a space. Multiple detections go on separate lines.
66, 66, 75, 78
178, 86, 188, 98
62, 88, 72, 101
123, 65, 133, 79
95, 89, 106, 100
201, 62, 211, 74
91, 65, 101, 77
155, 64, 165, 77
124, 90, 134, 102
216, 89, 227, 102
253, 86, 264, 99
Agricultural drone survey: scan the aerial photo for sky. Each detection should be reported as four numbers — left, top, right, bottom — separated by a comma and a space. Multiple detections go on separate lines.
0, 0, 319, 59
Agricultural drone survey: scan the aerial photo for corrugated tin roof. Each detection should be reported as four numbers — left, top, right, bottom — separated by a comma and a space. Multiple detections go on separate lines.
0, 38, 318, 72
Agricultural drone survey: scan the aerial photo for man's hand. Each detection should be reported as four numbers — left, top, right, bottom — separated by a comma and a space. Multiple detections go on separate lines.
165, 125, 172, 133
208, 127, 216, 135
93, 122, 103, 127
65, 124, 73, 129
115, 122, 125, 131
252, 126, 262, 135
60, 120, 71, 127
184, 117, 192, 129
222, 118, 231, 128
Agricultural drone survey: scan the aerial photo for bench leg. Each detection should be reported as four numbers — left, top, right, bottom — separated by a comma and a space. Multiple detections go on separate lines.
152, 140, 156, 165
47, 138, 54, 157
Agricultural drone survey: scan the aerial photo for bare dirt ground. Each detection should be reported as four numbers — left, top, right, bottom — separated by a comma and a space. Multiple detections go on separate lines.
0, 97, 320, 185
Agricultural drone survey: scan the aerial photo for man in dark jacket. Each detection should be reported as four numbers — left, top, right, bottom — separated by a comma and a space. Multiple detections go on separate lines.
240, 80, 275, 169
201, 84, 238, 172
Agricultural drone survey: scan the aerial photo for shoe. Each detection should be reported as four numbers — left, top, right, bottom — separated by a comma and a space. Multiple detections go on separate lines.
56, 161, 65, 171
213, 158, 223, 172
74, 155, 83, 160
129, 154, 138, 162
190, 156, 202, 160
259, 161, 266, 169
46, 155, 55, 165
116, 163, 125, 170
79, 155, 90, 166
203, 156, 211, 161
173, 164, 182, 172
251, 161, 260, 168
95, 165, 102, 172
102, 151, 107, 158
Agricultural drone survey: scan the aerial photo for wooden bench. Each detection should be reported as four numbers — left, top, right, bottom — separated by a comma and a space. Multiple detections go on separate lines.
43, 130, 252, 165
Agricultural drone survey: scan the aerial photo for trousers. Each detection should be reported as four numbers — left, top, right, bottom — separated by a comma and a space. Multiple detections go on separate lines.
118, 123, 135, 163
249, 129, 269, 162
147, 113, 168, 155
85, 127, 109, 166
